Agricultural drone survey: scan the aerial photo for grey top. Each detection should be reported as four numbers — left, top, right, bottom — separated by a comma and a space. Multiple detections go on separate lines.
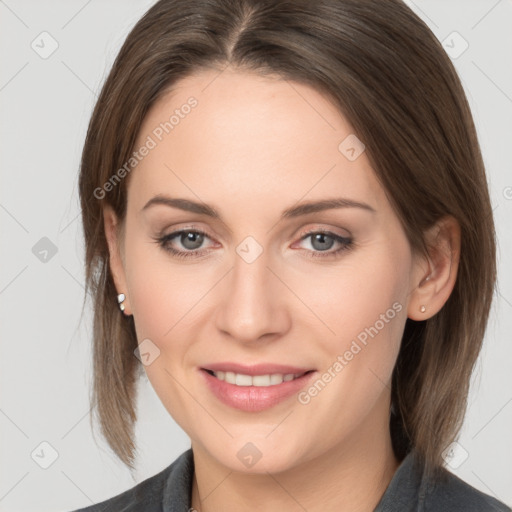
71, 448, 511, 511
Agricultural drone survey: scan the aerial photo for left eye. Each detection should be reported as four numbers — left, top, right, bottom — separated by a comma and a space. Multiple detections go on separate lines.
294, 230, 353, 259
299, 232, 340, 251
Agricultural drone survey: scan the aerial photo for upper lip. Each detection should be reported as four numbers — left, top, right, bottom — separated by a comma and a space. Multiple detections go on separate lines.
202, 362, 315, 376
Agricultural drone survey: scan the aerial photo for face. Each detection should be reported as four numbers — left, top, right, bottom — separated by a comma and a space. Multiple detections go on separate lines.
105, 67, 428, 474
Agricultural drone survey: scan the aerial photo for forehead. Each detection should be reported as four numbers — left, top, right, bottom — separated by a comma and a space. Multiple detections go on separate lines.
128, 68, 386, 218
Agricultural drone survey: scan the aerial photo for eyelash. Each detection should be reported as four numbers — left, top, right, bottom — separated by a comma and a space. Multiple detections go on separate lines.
153, 227, 354, 260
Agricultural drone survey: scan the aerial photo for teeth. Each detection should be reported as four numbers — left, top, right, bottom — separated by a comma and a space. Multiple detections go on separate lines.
212, 371, 303, 387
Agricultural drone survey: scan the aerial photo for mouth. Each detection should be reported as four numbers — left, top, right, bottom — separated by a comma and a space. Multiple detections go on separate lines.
199, 364, 317, 412
202, 368, 315, 387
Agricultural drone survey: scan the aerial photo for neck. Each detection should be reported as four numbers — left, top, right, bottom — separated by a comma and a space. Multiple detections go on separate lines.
190, 409, 400, 512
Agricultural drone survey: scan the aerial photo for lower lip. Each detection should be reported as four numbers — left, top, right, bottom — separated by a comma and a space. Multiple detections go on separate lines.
200, 369, 316, 412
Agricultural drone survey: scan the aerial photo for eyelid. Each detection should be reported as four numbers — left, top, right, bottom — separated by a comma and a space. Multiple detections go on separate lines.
162, 226, 218, 248
291, 228, 352, 253
153, 218, 230, 242
158, 224, 216, 240
295, 223, 351, 238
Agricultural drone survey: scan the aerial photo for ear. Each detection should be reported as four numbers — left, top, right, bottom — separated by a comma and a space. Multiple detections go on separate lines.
103, 204, 132, 316
407, 215, 461, 321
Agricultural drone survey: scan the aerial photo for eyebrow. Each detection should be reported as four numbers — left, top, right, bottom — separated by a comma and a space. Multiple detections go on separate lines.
142, 195, 378, 220
141, 195, 376, 220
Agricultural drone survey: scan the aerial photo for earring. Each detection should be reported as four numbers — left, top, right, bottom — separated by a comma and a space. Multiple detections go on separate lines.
420, 305, 426, 313
117, 293, 126, 312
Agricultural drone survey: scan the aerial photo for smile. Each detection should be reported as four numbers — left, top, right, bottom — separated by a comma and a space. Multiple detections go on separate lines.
205, 369, 312, 387
200, 367, 317, 412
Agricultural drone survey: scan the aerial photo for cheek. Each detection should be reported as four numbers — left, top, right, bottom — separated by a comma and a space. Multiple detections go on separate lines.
343, 264, 406, 353
296, 246, 409, 349
302, 241, 411, 406
124, 240, 204, 429
124, 233, 188, 333
294, 254, 409, 435
124, 237, 218, 372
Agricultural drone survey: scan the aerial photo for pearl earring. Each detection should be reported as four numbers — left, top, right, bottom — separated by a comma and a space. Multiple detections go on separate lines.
117, 293, 126, 312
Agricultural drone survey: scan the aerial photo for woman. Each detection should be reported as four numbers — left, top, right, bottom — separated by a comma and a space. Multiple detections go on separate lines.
72, 0, 510, 510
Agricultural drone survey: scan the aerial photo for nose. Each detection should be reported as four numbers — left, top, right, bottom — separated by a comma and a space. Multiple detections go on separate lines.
214, 248, 291, 344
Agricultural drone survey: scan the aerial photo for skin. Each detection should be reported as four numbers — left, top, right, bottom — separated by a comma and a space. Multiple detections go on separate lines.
104, 67, 460, 512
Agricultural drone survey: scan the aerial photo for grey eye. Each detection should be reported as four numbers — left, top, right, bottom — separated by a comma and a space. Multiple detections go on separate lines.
177, 231, 205, 250
308, 233, 336, 251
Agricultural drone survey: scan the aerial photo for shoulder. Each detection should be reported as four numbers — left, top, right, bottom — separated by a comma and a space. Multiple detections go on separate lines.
68, 449, 194, 512
423, 466, 511, 512
376, 449, 510, 512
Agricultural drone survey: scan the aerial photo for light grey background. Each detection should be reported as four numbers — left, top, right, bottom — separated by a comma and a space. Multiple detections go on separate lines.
0, 1, 511, 511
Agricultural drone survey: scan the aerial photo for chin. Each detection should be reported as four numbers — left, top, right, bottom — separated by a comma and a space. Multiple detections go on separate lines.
202, 436, 309, 475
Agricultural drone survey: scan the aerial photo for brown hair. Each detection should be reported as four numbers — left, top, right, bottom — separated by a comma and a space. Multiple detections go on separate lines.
78, 0, 497, 479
